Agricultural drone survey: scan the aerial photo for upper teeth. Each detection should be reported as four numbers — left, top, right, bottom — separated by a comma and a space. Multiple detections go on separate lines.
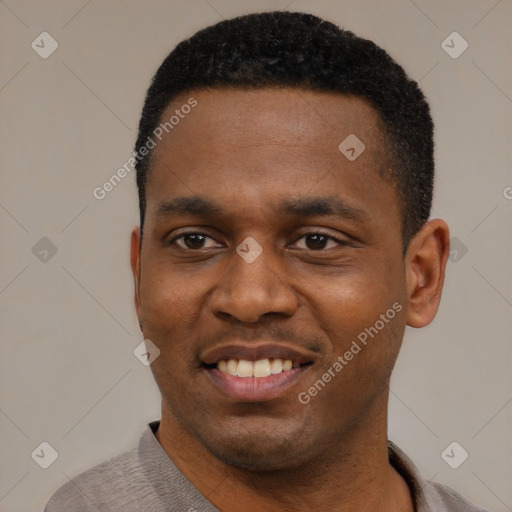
217, 358, 295, 378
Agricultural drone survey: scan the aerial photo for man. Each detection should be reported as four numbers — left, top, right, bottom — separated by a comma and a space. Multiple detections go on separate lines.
45, 11, 489, 512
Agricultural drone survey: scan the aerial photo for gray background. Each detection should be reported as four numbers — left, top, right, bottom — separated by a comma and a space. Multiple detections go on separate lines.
1, 0, 511, 510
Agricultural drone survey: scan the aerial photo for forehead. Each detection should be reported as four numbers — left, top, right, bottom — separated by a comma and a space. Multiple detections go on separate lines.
157, 87, 385, 157
145, 87, 397, 227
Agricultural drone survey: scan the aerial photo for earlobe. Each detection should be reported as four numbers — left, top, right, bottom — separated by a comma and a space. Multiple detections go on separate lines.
405, 219, 450, 328
130, 227, 143, 330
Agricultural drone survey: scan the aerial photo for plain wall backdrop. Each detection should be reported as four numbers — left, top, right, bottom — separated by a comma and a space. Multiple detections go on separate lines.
1, 1, 511, 510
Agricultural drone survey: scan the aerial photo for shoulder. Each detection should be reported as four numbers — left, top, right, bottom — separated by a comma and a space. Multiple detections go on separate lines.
44, 447, 144, 512
388, 441, 490, 512
426, 481, 490, 512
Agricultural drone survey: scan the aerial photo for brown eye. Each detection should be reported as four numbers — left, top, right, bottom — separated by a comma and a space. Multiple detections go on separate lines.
293, 233, 344, 251
305, 234, 329, 250
170, 233, 220, 250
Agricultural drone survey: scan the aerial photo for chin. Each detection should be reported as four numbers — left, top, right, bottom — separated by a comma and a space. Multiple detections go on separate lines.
200, 424, 313, 472
214, 445, 303, 472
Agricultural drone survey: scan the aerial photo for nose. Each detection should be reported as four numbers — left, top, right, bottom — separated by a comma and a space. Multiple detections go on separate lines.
209, 244, 298, 324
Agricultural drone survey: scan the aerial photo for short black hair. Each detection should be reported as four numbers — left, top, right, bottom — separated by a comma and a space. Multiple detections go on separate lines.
135, 11, 434, 248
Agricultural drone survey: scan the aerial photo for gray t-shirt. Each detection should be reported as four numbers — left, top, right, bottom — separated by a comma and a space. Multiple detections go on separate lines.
44, 421, 489, 511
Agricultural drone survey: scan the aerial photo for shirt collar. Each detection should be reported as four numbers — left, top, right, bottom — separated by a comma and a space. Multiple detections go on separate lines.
140, 421, 440, 511
388, 440, 443, 511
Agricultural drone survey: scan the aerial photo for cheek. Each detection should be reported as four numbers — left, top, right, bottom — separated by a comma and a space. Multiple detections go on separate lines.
314, 268, 398, 330
138, 258, 204, 345
307, 288, 404, 419
139, 266, 203, 395
309, 261, 405, 369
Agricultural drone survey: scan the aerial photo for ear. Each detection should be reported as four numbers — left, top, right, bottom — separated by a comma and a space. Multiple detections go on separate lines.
130, 227, 143, 332
405, 219, 450, 328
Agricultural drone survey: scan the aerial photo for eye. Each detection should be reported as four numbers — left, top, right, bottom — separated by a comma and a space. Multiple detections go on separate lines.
169, 232, 221, 250
292, 232, 346, 251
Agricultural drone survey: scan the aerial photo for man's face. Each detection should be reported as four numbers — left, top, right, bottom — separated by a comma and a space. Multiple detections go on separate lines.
133, 88, 410, 470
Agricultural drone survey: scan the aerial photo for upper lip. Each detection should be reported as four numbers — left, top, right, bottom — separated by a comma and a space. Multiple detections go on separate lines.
201, 342, 317, 366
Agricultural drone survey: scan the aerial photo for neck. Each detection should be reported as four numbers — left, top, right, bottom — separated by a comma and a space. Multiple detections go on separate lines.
155, 393, 414, 512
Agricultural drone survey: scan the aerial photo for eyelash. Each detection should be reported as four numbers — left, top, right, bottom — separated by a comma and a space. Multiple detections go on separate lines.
167, 230, 348, 251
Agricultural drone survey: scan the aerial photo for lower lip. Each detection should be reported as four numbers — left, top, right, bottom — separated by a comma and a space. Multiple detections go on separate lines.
206, 366, 309, 402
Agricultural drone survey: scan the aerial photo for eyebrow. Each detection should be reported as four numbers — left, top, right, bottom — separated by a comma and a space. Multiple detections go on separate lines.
156, 195, 366, 222
156, 196, 222, 217
281, 197, 366, 222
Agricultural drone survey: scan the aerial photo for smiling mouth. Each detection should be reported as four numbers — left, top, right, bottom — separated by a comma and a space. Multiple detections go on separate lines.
203, 358, 313, 378
200, 343, 316, 400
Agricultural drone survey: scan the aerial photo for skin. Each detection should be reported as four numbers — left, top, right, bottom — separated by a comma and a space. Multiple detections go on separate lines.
130, 88, 450, 511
